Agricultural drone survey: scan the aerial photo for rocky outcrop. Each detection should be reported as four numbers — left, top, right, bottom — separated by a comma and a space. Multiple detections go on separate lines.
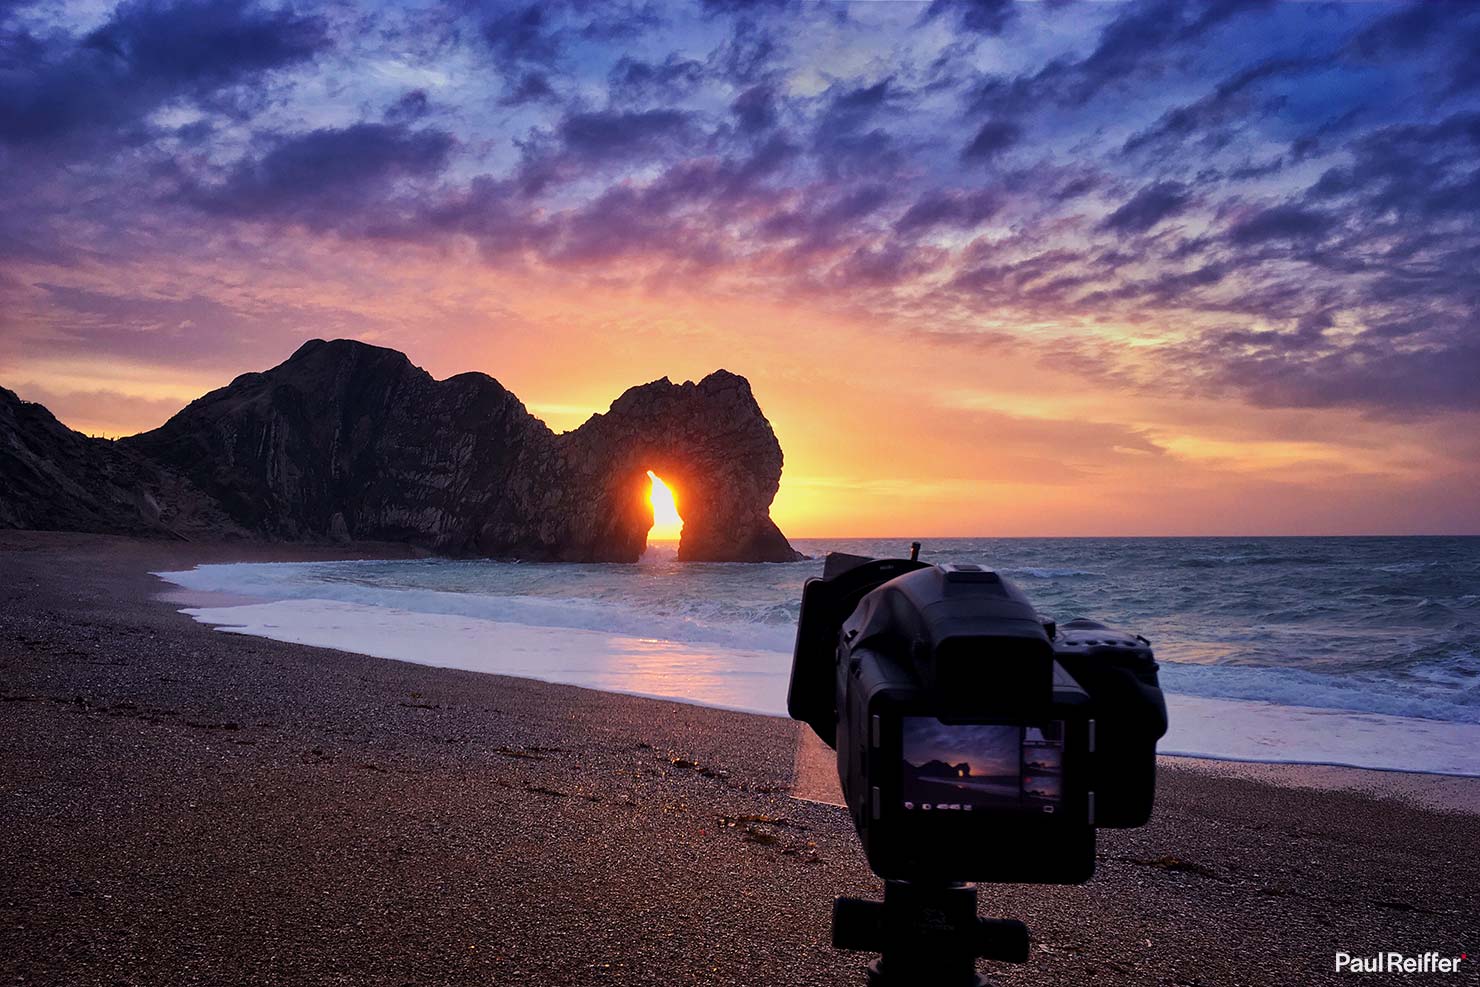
0, 386, 245, 539
123, 340, 557, 554
1, 340, 800, 561
554, 371, 797, 562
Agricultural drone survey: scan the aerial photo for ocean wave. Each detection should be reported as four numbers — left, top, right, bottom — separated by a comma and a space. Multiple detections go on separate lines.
1178, 554, 1334, 568
156, 563, 802, 654
169, 596, 1480, 775
1375, 561, 1443, 574
1156, 659, 1480, 725
155, 549, 1480, 729
1001, 567, 1098, 579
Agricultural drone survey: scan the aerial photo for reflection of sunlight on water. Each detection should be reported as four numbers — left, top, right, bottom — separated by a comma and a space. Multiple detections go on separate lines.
586, 635, 787, 710
639, 540, 680, 564
168, 594, 1480, 779
175, 598, 793, 713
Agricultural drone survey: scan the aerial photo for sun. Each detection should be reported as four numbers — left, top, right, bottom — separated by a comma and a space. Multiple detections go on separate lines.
647, 471, 683, 541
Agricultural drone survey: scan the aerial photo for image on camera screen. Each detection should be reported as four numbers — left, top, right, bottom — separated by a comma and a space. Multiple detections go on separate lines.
900, 719, 1065, 814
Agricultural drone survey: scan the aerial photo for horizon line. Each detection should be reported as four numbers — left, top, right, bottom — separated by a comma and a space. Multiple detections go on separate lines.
647, 532, 1480, 541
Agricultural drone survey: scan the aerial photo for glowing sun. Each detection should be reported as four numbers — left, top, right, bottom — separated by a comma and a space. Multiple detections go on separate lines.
646, 470, 683, 540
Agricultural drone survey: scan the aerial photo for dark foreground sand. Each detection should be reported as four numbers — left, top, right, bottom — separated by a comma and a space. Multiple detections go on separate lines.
2, 532, 1477, 987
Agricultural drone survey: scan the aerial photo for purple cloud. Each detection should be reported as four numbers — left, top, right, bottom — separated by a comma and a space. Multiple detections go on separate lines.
0, 0, 325, 148
191, 123, 453, 229
6, 0, 1480, 425
1099, 182, 1191, 234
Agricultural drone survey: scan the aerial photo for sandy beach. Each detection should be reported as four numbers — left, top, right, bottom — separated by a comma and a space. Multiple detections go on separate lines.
2, 531, 1477, 987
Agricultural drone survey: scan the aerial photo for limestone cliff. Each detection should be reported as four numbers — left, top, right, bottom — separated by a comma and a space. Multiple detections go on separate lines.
554, 370, 797, 562
0, 340, 800, 562
0, 385, 244, 539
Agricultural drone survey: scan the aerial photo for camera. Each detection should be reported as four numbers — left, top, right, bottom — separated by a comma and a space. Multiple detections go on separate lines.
788, 550, 1168, 885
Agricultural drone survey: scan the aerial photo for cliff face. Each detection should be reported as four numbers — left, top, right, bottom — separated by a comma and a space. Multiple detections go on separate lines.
1, 340, 799, 562
555, 371, 797, 562
0, 386, 244, 539
122, 340, 558, 554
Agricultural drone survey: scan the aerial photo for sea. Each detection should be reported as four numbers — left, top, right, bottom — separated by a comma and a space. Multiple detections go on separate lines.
155, 536, 1480, 777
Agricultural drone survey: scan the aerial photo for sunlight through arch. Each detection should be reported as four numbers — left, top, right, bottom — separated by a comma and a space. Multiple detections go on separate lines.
646, 470, 683, 541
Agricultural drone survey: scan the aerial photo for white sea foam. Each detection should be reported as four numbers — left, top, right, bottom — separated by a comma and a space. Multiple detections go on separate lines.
1001, 567, 1098, 579
156, 562, 803, 654
180, 598, 792, 716
1157, 695, 1480, 777
153, 544, 1480, 778
1155, 661, 1480, 725
171, 596, 1480, 777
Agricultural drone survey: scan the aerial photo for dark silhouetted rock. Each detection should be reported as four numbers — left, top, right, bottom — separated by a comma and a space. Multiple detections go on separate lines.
123, 339, 557, 554
0, 339, 799, 561
0, 386, 245, 539
556, 371, 798, 562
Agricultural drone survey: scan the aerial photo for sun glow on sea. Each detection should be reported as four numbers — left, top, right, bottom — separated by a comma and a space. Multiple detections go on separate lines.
647, 470, 683, 540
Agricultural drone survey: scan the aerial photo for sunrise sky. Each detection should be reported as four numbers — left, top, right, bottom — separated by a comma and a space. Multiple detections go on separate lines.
3, 0, 1478, 536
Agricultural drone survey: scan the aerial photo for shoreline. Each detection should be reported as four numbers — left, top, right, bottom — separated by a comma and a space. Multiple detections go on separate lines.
4, 530, 1479, 986
153, 582, 1480, 810
150, 548, 1480, 793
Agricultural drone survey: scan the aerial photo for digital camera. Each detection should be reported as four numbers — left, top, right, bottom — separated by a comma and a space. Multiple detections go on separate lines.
788, 551, 1168, 884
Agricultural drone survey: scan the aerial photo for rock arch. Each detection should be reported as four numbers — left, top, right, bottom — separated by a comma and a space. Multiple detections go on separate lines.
552, 371, 800, 562
13, 340, 803, 562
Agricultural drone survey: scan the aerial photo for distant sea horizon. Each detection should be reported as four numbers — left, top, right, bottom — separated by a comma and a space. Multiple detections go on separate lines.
746, 533, 1480, 541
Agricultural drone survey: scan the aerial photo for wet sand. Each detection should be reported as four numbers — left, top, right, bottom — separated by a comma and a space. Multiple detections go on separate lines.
2, 531, 1477, 986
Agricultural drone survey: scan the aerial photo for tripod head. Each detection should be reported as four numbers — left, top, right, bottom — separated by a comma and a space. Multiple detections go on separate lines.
788, 547, 1169, 984
832, 881, 1029, 987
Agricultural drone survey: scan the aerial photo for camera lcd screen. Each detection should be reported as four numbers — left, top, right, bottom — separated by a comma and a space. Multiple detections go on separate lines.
900, 718, 1065, 815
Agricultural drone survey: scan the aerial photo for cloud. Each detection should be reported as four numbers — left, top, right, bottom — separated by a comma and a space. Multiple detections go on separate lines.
896, 188, 1001, 235
819, 78, 898, 132
1099, 181, 1191, 234
1179, 323, 1480, 415
731, 84, 776, 133
922, 0, 1017, 36
760, 183, 892, 249
556, 108, 697, 165
708, 12, 780, 85
10, 380, 187, 435
699, 0, 794, 16
608, 54, 705, 105
25, 283, 265, 365
0, 0, 326, 149
1226, 204, 1333, 245
385, 90, 430, 123
967, 0, 1276, 115
962, 119, 1021, 161
1121, 57, 1313, 156
500, 71, 557, 107
8, 0, 1480, 435
480, 3, 561, 70
190, 123, 454, 229
1350, 1, 1455, 57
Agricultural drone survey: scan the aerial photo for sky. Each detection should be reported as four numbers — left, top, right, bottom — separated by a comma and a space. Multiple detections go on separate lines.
903, 720, 1019, 777
2, 0, 1478, 537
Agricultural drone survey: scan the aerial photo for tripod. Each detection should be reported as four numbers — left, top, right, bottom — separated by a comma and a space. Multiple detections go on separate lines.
832, 881, 1030, 987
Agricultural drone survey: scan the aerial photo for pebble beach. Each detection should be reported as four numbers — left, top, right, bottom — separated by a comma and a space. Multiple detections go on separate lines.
3, 532, 1477, 986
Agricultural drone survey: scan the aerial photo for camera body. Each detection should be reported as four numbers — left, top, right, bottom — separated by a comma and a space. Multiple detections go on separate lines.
789, 552, 1167, 884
